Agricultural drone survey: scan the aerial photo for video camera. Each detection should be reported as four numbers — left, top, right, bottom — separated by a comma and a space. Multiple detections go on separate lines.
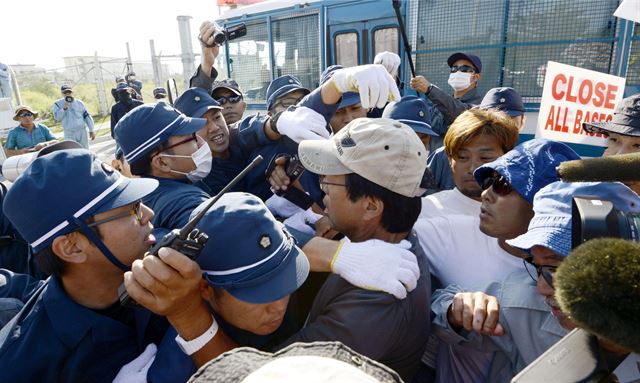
572, 197, 640, 247
201, 23, 247, 47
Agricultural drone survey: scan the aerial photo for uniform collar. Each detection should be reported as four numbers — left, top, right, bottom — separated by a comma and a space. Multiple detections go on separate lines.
43, 277, 147, 349
459, 87, 479, 102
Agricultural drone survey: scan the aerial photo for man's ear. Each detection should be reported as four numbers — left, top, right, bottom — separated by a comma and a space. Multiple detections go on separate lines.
361, 196, 384, 222
51, 233, 87, 264
150, 153, 171, 173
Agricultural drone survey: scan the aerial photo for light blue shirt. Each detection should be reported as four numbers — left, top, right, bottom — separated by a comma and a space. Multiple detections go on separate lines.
4, 123, 56, 150
52, 98, 95, 133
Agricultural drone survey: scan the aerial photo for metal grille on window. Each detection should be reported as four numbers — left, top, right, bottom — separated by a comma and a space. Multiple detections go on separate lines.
271, 13, 321, 91
224, 22, 270, 101
626, 23, 640, 92
406, 0, 622, 100
374, 28, 399, 56
336, 33, 359, 68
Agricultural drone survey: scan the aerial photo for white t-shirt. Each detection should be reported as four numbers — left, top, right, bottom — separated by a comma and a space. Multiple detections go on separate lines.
420, 188, 480, 219
415, 214, 523, 288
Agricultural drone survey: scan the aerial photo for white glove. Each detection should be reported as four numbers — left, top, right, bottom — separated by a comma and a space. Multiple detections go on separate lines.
265, 194, 305, 218
276, 106, 330, 143
330, 64, 401, 109
374, 51, 401, 78
331, 238, 420, 299
283, 208, 323, 236
112, 343, 157, 383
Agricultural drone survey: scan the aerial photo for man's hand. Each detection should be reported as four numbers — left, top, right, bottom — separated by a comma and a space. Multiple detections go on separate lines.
374, 51, 401, 78
314, 215, 341, 240
124, 247, 204, 321
410, 76, 430, 93
267, 156, 291, 193
112, 343, 157, 383
199, 21, 220, 77
447, 292, 505, 336
331, 64, 401, 109
331, 238, 420, 299
89, 131, 96, 141
276, 106, 329, 143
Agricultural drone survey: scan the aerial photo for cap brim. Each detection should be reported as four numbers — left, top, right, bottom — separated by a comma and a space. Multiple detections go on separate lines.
473, 164, 499, 185
92, 176, 159, 216
226, 242, 309, 304
506, 226, 571, 257
397, 119, 438, 136
193, 105, 224, 118
298, 139, 352, 175
212, 85, 242, 96
338, 92, 360, 109
172, 116, 207, 136
582, 121, 640, 137
504, 109, 525, 117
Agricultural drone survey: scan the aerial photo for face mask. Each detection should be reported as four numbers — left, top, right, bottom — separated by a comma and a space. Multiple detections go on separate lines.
448, 72, 473, 92
160, 137, 213, 182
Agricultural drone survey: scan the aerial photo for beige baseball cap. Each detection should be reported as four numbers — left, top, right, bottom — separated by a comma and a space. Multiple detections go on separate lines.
298, 117, 427, 197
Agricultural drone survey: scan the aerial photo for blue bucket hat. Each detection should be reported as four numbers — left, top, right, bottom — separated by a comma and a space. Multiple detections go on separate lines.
3, 149, 158, 267
447, 52, 482, 73
480, 87, 525, 117
174, 87, 223, 118
507, 181, 640, 257
474, 139, 580, 204
266, 75, 310, 111
114, 103, 206, 164
382, 95, 437, 136
193, 192, 309, 304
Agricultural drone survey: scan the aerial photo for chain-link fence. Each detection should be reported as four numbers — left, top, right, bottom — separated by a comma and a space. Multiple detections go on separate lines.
409, 0, 623, 102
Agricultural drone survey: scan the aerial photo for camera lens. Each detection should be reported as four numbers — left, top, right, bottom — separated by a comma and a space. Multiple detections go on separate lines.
213, 31, 226, 45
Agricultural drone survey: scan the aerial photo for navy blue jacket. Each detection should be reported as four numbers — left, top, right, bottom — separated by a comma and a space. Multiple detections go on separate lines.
142, 177, 210, 230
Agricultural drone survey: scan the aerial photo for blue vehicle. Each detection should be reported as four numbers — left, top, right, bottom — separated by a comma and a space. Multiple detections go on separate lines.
214, 0, 639, 156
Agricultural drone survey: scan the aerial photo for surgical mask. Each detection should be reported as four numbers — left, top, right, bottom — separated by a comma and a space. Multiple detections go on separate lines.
448, 72, 473, 91
160, 137, 213, 182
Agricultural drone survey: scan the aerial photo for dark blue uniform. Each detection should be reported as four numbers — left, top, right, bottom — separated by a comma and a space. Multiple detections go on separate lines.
110, 99, 144, 137
142, 177, 210, 230
0, 271, 167, 382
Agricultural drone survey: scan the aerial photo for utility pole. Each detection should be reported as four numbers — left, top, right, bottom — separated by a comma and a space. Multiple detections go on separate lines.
9, 66, 22, 106
93, 51, 108, 116
126, 42, 133, 75
177, 15, 196, 90
150, 39, 162, 87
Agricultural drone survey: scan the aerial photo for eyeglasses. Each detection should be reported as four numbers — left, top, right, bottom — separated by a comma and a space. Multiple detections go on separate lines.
87, 201, 143, 228
19, 112, 34, 117
524, 257, 557, 289
481, 173, 514, 196
450, 65, 476, 74
151, 134, 197, 158
319, 180, 347, 193
214, 94, 243, 105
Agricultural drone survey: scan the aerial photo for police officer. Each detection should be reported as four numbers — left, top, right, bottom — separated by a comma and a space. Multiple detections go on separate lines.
110, 83, 143, 138
114, 103, 212, 229
0, 149, 167, 382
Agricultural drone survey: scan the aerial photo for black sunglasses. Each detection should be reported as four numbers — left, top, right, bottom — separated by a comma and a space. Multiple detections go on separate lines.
214, 94, 243, 104
481, 173, 514, 196
450, 65, 476, 74
19, 112, 34, 117
524, 257, 557, 289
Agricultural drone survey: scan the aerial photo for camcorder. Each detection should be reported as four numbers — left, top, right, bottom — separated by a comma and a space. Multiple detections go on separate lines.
201, 23, 247, 47
512, 193, 638, 382
65, 96, 74, 103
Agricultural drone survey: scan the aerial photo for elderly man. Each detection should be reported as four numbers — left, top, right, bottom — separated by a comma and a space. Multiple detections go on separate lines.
4, 105, 57, 156
52, 84, 96, 148
430, 181, 640, 382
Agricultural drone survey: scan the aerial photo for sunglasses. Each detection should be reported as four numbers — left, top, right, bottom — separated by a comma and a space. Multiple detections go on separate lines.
481, 173, 514, 196
214, 94, 243, 104
524, 257, 557, 289
450, 65, 476, 74
87, 201, 143, 228
19, 112, 34, 117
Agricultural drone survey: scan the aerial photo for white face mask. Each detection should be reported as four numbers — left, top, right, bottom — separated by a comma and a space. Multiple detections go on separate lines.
160, 137, 213, 182
448, 72, 473, 92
